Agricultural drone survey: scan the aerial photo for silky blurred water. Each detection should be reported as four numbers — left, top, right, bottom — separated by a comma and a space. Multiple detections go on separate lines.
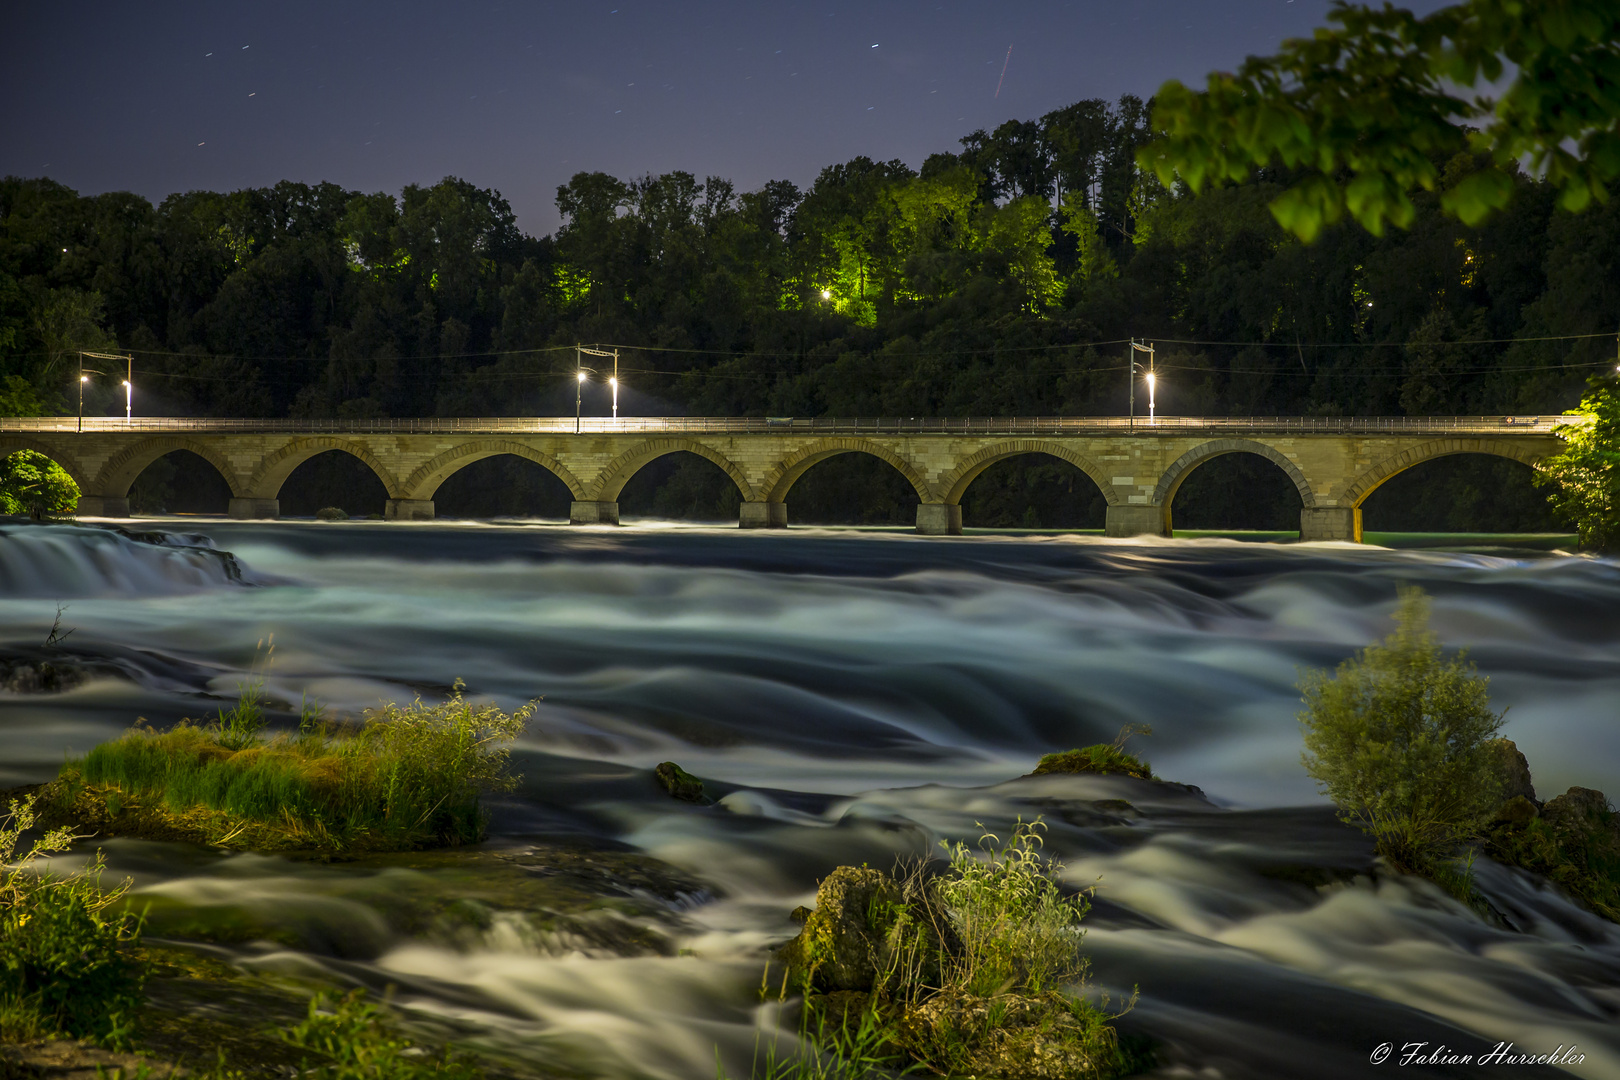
1, 521, 1616, 1079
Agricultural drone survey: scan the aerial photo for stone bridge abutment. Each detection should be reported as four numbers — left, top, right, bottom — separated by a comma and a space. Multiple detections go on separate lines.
7, 420, 1564, 542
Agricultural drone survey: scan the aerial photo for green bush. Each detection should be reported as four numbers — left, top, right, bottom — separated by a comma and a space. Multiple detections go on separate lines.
1298, 586, 1504, 874
0, 449, 79, 518
933, 820, 1091, 997
65, 682, 533, 853
0, 796, 145, 1046
1535, 381, 1620, 551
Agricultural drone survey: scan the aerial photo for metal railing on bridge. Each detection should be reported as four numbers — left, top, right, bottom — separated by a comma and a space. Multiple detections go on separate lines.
0, 414, 1570, 436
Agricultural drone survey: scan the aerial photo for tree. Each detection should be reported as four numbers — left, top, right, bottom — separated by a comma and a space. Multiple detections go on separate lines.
1535, 380, 1620, 550
1298, 586, 1504, 871
0, 450, 80, 518
1144, 1, 1620, 241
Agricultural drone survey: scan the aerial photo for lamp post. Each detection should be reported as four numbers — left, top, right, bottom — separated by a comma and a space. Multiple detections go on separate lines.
78, 351, 133, 430
575, 369, 590, 434
577, 344, 619, 426
1128, 340, 1156, 427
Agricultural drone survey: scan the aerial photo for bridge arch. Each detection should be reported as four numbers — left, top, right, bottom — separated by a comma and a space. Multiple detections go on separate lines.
937, 440, 1118, 506
0, 437, 89, 491
91, 437, 243, 498
1152, 438, 1317, 510
588, 439, 755, 503
1343, 437, 1553, 508
758, 438, 931, 503
247, 437, 401, 500
403, 440, 586, 501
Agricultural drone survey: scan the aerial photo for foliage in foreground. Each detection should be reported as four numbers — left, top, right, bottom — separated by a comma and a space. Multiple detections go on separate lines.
1299, 586, 1504, 875
54, 681, 533, 853
1536, 381, 1620, 552
766, 819, 1132, 1080
279, 990, 482, 1080
0, 449, 79, 518
1145, 0, 1620, 240
0, 795, 144, 1047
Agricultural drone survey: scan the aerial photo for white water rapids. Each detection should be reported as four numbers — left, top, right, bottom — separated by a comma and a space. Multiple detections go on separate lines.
0, 521, 1616, 1079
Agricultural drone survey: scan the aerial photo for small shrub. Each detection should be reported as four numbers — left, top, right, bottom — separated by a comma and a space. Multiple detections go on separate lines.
1298, 586, 1505, 873
0, 796, 145, 1046
315, 507, 349, 521
933, 820, 1091, 997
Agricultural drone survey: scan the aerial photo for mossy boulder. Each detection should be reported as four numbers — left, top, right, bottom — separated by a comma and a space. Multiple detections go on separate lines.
653, 761, 707, 804
778, 866, 905, 992
899, 990, 1114, 1080
1488, 782, 1620, 922
1487, 738, 1538, 805
1031, 745, 1153, 781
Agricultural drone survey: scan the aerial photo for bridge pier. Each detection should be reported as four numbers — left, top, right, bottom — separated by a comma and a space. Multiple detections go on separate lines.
916, 503, 962, 536
76, 495, 129, 518
385, 499, 434, 521
1105, 504, 1169, 538
1299, 507, 1361, 543
739, 501, 787, 528
570, 500, 620, 525
228, 498, 279, 519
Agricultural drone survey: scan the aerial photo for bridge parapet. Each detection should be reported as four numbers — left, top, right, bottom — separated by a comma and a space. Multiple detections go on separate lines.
0, 414, 1575, 437
3, 417, 1568, 541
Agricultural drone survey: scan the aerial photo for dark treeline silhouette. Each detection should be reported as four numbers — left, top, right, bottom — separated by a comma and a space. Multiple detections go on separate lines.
2, 97, 1609, 529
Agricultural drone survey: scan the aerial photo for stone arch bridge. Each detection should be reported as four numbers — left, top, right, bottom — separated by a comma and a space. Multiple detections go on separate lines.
0, 416, 1566, 541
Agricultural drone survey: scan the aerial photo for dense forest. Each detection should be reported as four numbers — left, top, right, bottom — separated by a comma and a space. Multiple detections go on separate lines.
2, 96, 1613, 530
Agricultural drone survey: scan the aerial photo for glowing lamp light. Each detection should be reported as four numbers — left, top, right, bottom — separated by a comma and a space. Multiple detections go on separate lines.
820, 289, 831, 300
1145, 372, 1156, 393
577, 371, 588, 383
80, 375, 89, 383
608, 377, 617, 389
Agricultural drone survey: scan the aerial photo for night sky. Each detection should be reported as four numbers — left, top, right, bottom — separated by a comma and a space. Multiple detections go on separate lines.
4, 1, 1442, 235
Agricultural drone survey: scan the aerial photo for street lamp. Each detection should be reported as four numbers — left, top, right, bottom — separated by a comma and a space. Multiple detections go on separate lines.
78, 351, 133, 430
576, 344, 620, 428
1128, 340, 1157, 426
575, 368, 590, 434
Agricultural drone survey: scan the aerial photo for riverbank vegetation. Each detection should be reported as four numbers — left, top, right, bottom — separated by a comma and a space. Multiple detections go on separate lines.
0, 449, 78, 518
766, 819, 1133, 1080
1536, 382, 1620, 553
0, 795, 144, 1047
44, 679, 533, 855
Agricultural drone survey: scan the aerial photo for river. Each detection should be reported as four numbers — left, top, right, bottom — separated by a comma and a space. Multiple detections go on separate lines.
1, 521, 1617, 1079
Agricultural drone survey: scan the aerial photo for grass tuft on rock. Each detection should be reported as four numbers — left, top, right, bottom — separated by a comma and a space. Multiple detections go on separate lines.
47, 682, 533, 855
1032, 725, 1154, 781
